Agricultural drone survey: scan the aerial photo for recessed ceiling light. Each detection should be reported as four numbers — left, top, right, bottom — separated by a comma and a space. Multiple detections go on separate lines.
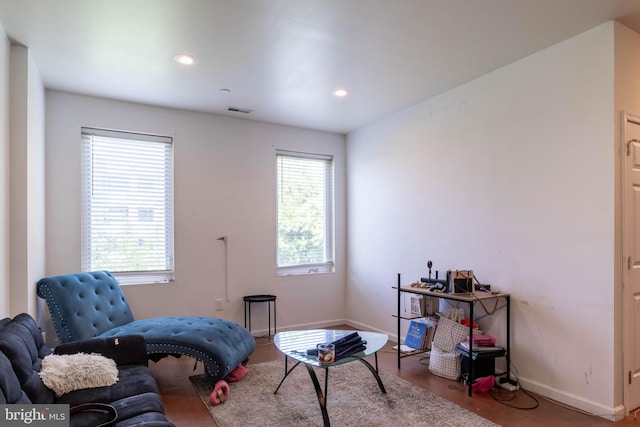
333, 88, 348, 97
174, 54, 196, 66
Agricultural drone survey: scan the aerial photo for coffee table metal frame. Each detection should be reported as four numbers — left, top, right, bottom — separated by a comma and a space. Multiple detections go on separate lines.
274, 329, 388, 427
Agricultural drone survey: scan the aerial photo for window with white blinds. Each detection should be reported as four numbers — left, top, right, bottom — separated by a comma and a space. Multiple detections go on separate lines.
277, 150, 334, 275
81, 128, 174, 285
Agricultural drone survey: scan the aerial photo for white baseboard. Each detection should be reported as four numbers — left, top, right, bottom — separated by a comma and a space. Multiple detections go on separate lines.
253, 318, 348, 337
344, 319, 396, 341
517, 377, 625, 422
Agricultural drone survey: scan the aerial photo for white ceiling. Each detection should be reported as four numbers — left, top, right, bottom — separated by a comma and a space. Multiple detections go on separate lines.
1, 0, 640, 134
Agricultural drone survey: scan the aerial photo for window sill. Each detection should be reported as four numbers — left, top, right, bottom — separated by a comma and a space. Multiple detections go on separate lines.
113, 272, 175, 286
276, 263, 334, 276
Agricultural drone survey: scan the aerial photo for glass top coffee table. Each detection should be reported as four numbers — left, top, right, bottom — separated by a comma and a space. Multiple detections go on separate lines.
274, 329, 388, 427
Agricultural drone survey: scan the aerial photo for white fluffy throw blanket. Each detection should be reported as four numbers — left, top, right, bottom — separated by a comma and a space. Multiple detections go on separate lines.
40, 353, 119, 397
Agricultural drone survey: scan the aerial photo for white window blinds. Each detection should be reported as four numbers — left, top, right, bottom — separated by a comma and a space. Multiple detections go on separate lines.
277, 150, 334, 275
81, 128, 174, 284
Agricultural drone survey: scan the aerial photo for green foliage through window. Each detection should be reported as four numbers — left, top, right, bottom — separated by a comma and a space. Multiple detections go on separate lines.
277, 151, 334, 272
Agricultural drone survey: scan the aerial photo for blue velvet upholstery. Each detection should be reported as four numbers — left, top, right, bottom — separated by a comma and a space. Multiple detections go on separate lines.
37, 271, 256, 381
36, 271, 134, 343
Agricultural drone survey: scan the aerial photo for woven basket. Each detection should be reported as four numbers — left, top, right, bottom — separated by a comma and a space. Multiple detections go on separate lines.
429, 346, 461, 380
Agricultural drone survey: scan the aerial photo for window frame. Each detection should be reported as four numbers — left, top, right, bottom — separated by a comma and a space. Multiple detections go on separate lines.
276, 149, 335, 276
80, 127, 175, 285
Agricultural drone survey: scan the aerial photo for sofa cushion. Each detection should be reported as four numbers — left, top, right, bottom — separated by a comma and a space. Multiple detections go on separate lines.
9, 312, 52, 359
54, 364, 160, 405
0, 351, 31, 404
107, 392, 170, 427
0, 314, 54, 403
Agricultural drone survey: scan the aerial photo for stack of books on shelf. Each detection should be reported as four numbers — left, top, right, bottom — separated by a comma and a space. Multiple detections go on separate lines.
466, 334, 496, 347
455, 334, 505, 358
403, 318, 437, 351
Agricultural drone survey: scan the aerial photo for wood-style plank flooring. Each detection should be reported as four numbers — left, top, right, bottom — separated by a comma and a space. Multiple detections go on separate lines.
150, 335, 640, 426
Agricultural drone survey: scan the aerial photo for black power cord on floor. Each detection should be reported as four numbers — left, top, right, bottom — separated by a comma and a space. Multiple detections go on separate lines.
490, 362, 539, 410
490, 385, 540, 410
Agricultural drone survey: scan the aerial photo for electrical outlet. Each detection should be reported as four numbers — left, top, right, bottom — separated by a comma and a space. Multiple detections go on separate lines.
215, 299, 223, 311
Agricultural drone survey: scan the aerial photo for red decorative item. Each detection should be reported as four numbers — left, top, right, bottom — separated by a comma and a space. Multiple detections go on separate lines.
460, 318, 478, 329
225, 364, 248, 382
209, 380, 230, 405
472, 375, 495, 393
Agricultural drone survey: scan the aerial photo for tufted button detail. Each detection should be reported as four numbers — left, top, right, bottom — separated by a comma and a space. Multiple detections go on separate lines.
37, 272, 256, 380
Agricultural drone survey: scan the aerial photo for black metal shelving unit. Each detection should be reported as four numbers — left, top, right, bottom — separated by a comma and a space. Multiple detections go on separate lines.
393, 273, 511, 396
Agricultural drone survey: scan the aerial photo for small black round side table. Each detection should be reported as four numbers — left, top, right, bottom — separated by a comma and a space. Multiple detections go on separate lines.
243, 294, 277, 337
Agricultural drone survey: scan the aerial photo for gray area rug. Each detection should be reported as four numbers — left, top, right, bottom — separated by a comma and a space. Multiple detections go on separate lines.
190, 360, 500, 427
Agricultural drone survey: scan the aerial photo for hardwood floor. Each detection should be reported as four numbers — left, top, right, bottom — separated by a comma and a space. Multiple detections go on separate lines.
150, 335, 639, 426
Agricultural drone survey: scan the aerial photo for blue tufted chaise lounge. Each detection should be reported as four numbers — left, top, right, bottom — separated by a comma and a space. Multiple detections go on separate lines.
37, 271, 256, 381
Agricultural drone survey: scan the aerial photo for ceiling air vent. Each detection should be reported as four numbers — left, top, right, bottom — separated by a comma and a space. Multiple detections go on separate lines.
227, 106, 253, 114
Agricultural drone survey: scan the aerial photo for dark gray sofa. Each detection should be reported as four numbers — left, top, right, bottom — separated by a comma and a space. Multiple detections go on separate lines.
0, 312, 174, 426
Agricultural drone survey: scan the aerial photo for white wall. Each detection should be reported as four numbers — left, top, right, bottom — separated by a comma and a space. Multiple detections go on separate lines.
0, 24, 9, 317
9, 45, 45, 317
347, 23, 617, 416
44, 92, 346, 331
